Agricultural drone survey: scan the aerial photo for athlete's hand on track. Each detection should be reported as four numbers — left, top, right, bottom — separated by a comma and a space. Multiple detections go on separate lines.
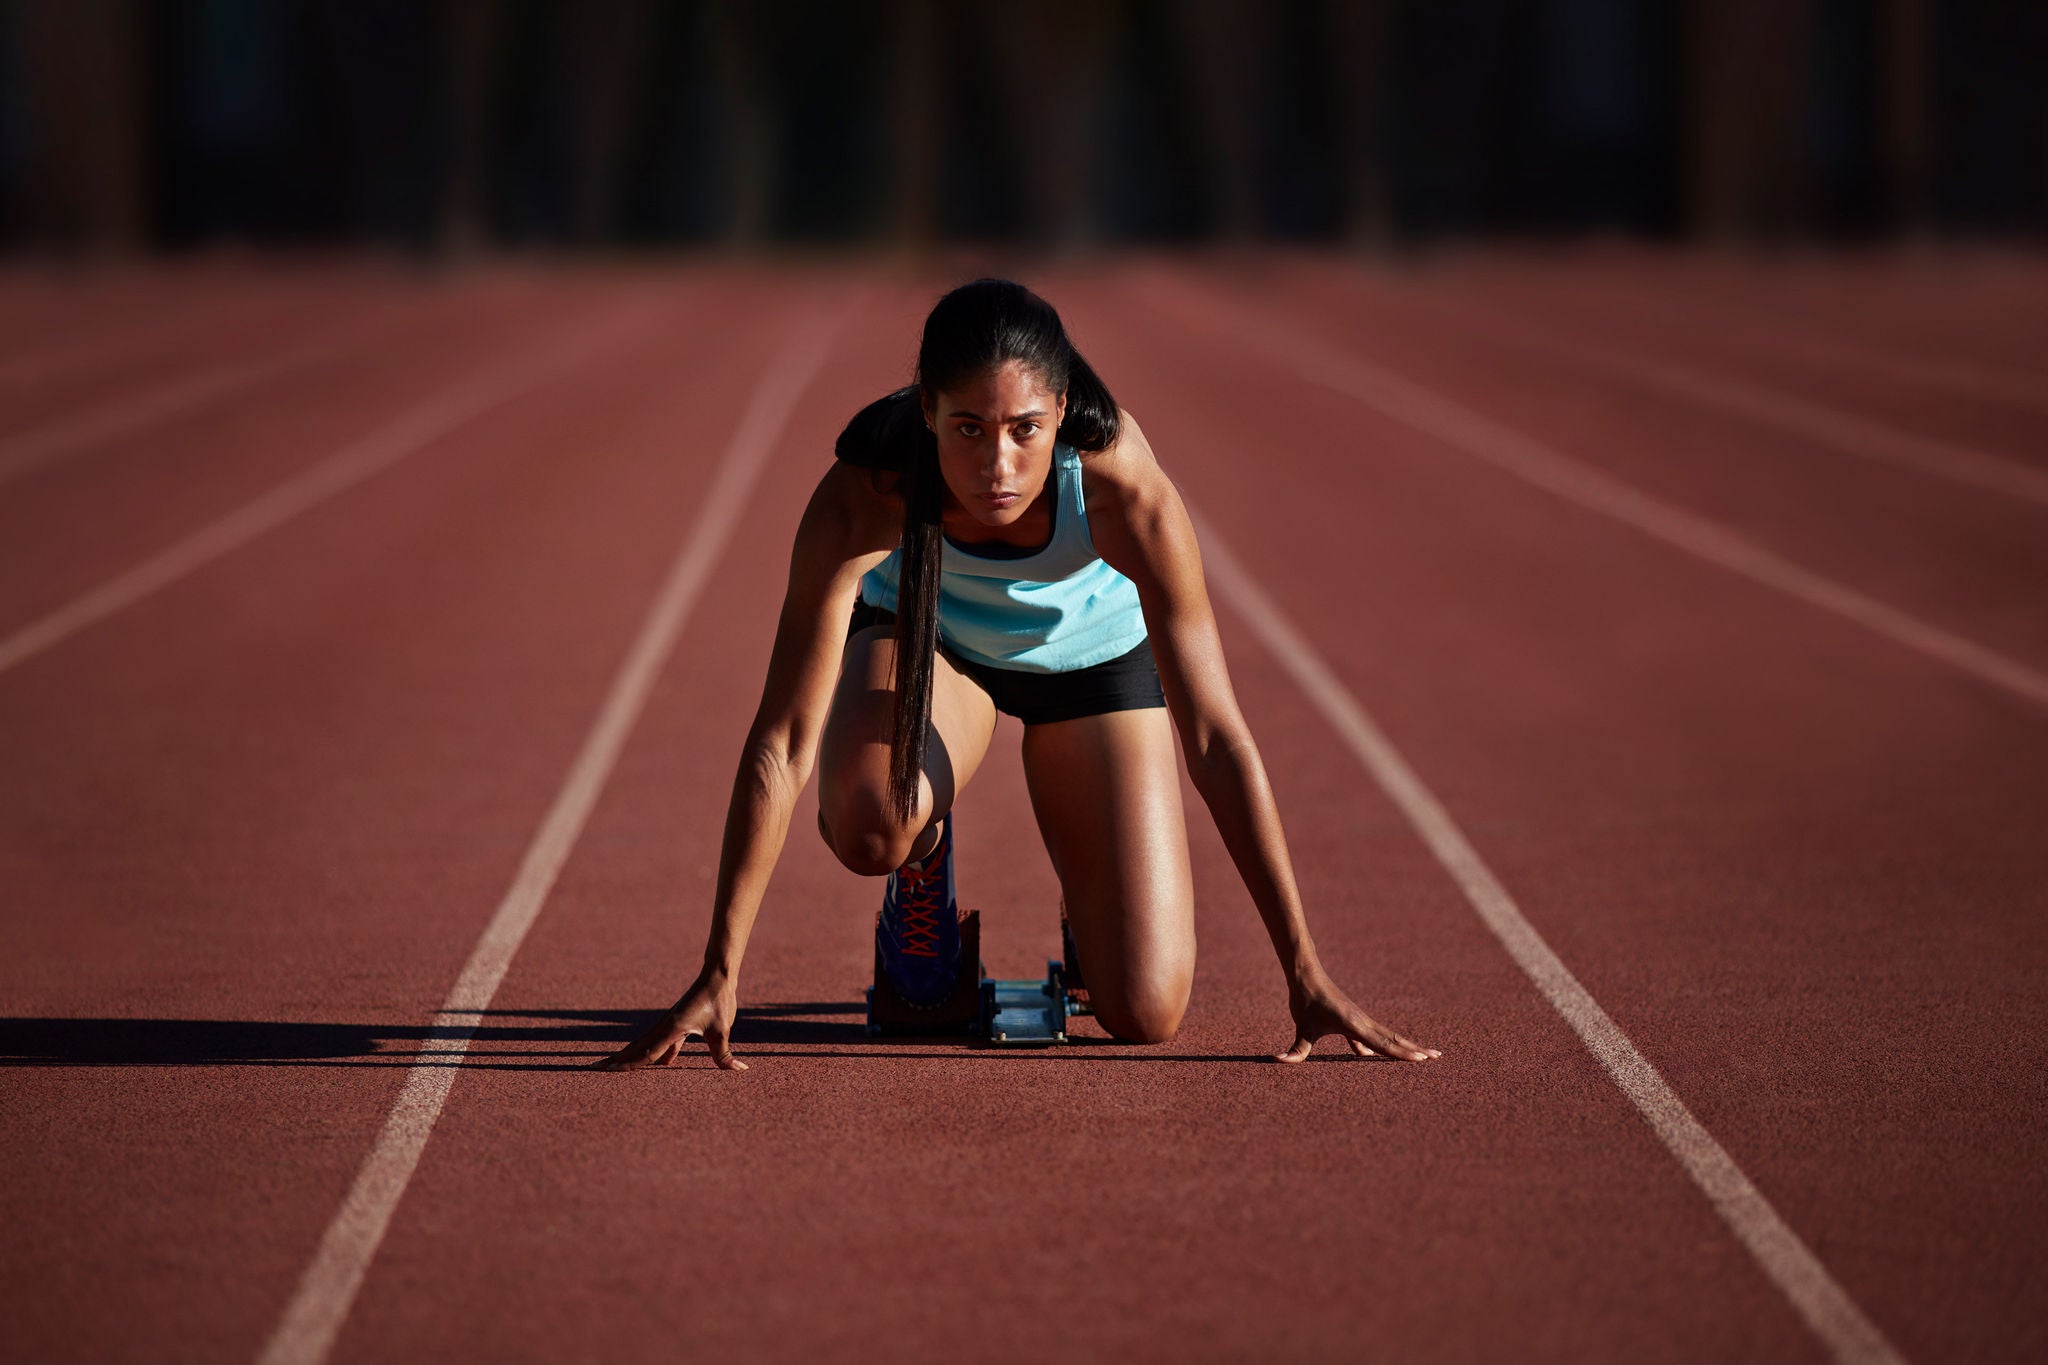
595, 974, 746, 1072
1278, 970, 1440, 1064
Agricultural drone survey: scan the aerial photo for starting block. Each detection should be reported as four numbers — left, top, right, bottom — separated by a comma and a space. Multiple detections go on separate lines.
865, 909, 1092, 1046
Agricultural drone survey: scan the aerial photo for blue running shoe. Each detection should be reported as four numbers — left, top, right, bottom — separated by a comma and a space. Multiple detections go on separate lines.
877, 815, 962, 1005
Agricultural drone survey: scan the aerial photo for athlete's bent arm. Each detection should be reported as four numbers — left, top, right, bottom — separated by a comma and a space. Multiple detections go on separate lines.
1088, 413, 1439, 1064
599, 463, 890, 1071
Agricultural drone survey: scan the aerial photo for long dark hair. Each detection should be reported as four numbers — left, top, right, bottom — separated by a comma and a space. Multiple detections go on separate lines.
833, 278, 1122, 826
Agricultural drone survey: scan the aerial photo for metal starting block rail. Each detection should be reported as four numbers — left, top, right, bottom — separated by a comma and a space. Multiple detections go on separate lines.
980, 963, 1073, 1045
865, 910, 1091, 1046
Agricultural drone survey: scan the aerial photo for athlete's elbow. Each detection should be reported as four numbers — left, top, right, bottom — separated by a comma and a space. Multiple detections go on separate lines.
1189, 728, 1257, 794
738, 739, 805, 808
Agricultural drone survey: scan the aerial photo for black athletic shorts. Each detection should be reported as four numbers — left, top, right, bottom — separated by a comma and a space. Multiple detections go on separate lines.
847, 598, 1167, 726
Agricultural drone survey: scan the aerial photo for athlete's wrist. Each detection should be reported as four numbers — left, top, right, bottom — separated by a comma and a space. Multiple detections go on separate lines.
1282, 951, 1328, 992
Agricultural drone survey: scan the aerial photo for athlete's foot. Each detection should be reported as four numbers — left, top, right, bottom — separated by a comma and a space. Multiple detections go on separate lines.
877, 815, 962, 1005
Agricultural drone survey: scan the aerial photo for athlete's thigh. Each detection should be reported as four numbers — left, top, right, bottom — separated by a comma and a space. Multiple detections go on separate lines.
1020, 706, 1195, 1042
817, 624, 998, 869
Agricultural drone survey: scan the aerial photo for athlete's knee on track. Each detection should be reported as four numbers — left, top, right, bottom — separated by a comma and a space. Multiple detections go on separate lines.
819, 796, 916, 877
1091, 971, 1192, 1046
835, 832, 914, 879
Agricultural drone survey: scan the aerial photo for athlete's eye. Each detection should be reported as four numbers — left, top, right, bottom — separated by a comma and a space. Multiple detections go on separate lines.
956, 423, 980, 438
1015, 422, 1039, 437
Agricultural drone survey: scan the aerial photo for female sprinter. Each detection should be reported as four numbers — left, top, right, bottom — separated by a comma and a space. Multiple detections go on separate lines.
599, 278, 1438, 1071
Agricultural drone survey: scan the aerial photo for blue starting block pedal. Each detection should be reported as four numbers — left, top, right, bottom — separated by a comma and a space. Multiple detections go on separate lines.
866, 909, 1092, 1046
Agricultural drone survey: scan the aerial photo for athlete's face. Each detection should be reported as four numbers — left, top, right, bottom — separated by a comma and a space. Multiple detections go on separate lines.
922, 360, 1067, 532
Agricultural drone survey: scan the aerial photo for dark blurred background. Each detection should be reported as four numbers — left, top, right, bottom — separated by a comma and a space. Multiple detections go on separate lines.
0, 0, 2041, 257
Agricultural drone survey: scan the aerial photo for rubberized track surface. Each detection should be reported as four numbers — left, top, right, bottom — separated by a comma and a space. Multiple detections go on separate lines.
3, 248, 2043, 1364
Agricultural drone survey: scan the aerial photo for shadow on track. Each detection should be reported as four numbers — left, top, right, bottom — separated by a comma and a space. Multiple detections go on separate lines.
0, 1003, 865, 1068
0, 1006, 1368, 1067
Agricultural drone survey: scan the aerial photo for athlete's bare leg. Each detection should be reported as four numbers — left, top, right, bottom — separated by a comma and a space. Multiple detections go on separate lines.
1021, 707, 1196, 1043
817, 624, 999, 876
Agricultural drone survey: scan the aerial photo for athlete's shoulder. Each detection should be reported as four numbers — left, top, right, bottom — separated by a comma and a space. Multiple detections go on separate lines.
804, 457, 900, 555
834, 384, 919, 474
824, 383, 917, 512
1082, 408, 1189, 575
1082, 408, 1174, 518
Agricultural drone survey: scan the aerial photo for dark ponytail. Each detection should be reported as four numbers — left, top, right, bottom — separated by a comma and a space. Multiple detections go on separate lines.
833, 279, 1120, 827
1055, 348, 1121, 454
887, 423, 946, 827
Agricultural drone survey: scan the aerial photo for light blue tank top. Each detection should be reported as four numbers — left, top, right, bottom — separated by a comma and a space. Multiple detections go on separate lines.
858, 441, 1149, 674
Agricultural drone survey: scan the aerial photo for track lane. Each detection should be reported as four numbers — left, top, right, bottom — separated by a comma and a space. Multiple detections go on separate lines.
1436, 257, 2048, 436
1483, 246, 2048, 374
258, 288, 864, 1365
0, 271, 571, 638
0, 262, 302, 362
0, 286, 667, 676
1207, 256, 2048, 679
1073, 256, 2046, 1363
1188, 512, 1903, 1365
1346, 262, 2048, 495
0, 266, 434, 443
0, 264, 816, 1363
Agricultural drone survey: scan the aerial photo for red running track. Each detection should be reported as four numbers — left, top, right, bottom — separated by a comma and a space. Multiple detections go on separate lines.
2, 247, 2043, 1364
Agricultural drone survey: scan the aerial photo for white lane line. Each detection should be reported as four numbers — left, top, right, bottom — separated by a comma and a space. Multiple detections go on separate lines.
1549, 273, 2048, 419
0, 291, 457, 488
1355, 273, 2048, 508
0, 294, 658, 678
0, 287, 262, 390
253, 294, 860, 1365
1133, 269, 2048, 714
1189, 511, 1908, 1365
